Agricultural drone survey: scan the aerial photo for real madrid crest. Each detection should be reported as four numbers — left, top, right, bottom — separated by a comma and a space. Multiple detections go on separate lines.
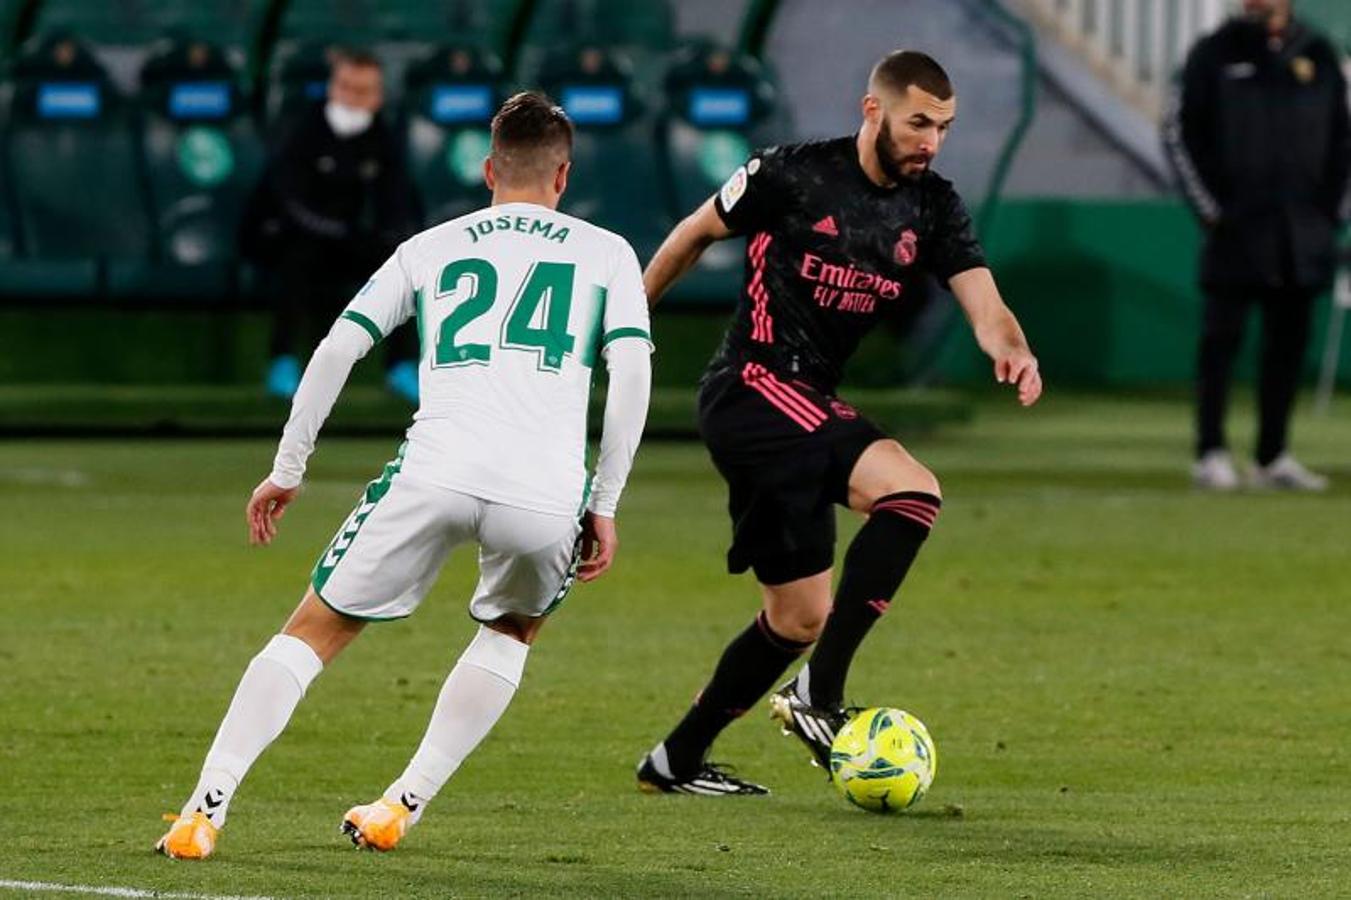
1291, 56, 1315, 84
894, 229, 918, 267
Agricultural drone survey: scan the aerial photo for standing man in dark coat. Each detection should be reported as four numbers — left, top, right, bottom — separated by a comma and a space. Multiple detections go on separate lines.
1165, 0, 1349, 491
247, 48, 422, 401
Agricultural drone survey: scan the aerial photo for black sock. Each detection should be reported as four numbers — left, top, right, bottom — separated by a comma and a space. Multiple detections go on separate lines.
662, 611, 811, 777
804, 491, 940, 710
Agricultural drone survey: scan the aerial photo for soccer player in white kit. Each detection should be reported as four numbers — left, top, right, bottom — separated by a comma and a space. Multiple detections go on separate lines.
157, 92, 652, 858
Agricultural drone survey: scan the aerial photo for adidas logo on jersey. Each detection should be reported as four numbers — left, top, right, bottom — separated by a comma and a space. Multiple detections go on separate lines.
812, 216, 839, 237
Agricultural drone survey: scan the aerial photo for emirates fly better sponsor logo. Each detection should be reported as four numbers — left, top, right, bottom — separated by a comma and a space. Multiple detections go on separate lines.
799, 252, 903, 313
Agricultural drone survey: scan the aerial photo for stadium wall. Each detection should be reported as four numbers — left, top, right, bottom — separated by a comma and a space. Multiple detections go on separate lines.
3, 199, 1347, 388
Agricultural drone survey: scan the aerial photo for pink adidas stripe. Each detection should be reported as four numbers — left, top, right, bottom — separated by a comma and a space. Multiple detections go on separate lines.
746, 232, 774, 344
760, 372, 825, 424
880, 510, 938, 529
873, 499, 939, 520
744, 378, 819, 432
757, 379, 824, 428
873, 499, 940, 527
751, 232, 772, 341
745, 364, 826, 427
743, 364, 822, 432
874, 499, 940, 516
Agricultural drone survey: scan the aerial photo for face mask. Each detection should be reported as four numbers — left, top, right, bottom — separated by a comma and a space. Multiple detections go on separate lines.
325, 101, 374, 138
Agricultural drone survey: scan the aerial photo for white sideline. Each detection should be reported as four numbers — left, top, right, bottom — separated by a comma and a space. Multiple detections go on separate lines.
0, 879, 276, 900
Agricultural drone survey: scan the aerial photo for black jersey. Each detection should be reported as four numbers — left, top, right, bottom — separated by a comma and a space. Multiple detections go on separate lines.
709, 136, 986, 392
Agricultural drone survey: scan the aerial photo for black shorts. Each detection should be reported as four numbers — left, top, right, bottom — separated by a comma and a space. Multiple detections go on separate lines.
697, 361, 887, 585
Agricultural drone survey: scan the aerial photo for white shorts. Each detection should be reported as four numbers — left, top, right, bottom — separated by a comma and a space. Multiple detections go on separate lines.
311, 450, 582, 622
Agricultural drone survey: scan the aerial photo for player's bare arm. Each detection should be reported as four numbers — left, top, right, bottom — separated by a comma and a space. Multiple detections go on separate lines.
949, 267, 1042, 406
642, 196, 734, 307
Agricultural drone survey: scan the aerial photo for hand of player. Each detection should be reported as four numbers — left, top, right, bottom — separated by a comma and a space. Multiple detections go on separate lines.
247, 478, 299, 546
994, 350, 1042, 407
577, 511, 617, 582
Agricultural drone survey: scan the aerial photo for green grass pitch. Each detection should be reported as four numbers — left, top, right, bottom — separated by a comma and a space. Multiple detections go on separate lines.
2, 393, 1349, 897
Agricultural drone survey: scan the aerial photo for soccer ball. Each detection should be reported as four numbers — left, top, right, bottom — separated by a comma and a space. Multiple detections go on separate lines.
829, 707, 937, 813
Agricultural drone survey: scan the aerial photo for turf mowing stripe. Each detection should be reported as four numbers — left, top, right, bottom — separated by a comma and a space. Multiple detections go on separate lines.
0, 468, 90, 487
0, 880, 276, 900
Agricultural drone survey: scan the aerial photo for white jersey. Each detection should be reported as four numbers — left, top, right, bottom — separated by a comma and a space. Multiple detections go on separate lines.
326, 202, 652, 517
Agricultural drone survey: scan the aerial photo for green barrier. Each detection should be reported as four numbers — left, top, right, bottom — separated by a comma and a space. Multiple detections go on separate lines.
2, 201, 1345, 389
1300, 0, 1351, 50
932, 198, 1349, 387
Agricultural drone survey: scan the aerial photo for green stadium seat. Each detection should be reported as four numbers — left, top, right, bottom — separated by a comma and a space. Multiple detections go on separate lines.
403, 45, 503, 226
517, 0, 675, 93
661, 46, 784, 216
0, 121, 15, 260
0, 0, 26, 61
262, 40, 331, 128
270, 1, 525, 118
537, 45, 669, 259
30, 0, 272, 91
658, 46, 790, 306
114, 38, 264, 303
3, 35, 149, 300
34, 0, 268, 47
277, 0, 521, 49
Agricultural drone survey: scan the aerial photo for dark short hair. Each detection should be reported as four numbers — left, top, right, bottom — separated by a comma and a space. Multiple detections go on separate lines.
490, 91, 574, 186
329, 46, 382, 72
870, 50, 953, 100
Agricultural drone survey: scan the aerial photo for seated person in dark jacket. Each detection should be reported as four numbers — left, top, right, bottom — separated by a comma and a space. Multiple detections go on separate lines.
245, 47, 422, 401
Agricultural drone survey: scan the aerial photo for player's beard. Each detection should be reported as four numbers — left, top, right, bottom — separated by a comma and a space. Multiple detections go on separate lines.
876, 117, 928, 183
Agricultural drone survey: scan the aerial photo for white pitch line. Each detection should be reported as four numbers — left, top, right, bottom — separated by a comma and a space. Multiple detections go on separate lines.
0, 468, 90, 487
0, 879, 276, 900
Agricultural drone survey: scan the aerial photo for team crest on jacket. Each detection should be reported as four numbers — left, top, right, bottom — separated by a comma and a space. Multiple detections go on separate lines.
894, 229, 918, 266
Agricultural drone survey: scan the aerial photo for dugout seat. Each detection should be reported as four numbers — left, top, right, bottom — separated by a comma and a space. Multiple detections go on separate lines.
262, 41, 331, 131
659, 45, 789, 306
0, 0, 25, 60
277, 0, 520, 47
403, 45, 503, 226
0, 35, 149, 300
269, 0, 524, 120
29, 0, 271, 94
108, 38, 264, 303
518, 0, 674, 88
536, 45, 668, 260
0, 143, 15, 262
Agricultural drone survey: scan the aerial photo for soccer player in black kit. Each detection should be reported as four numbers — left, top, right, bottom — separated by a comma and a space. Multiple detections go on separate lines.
636, 51, 1042, 795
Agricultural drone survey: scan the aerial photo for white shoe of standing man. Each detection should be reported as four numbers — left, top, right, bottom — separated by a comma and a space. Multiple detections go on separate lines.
1192, 449, 1240, 491
1249, 454, 1329, 492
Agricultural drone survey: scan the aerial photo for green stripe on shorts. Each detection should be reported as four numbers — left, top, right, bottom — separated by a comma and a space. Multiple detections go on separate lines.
311, 442, 406, 593
541, 529, 585, 617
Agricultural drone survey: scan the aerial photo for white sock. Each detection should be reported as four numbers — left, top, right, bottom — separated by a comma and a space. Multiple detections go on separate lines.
384, 626, 528, 823
181, 634, 323, 827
